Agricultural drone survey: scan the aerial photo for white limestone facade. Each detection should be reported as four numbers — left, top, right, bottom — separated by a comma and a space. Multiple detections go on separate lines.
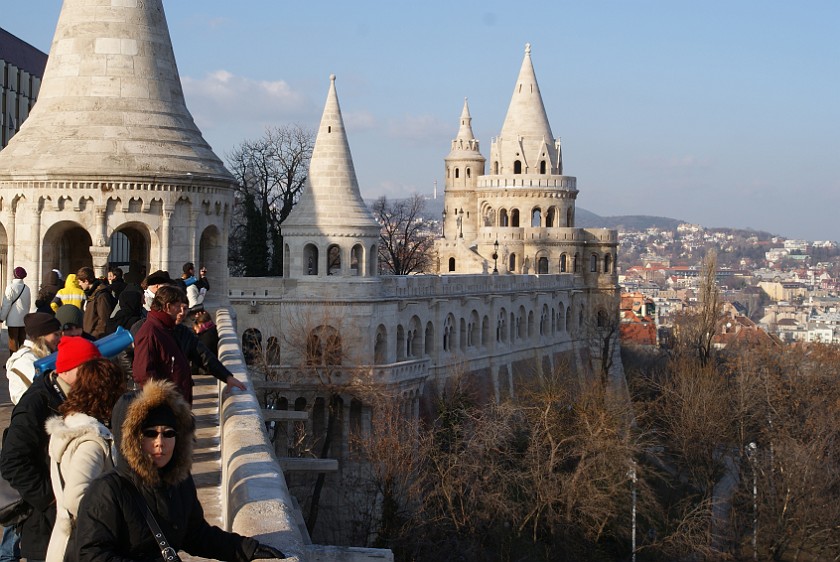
0, 0, 232, 300
229, 47, 621, 434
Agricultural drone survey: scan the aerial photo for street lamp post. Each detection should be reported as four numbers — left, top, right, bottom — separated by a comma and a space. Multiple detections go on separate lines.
746, 442, 758, 561
492, 239, 499, 273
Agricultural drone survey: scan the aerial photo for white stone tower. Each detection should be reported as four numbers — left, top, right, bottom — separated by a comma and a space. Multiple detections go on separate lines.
0, 0, 233, 300
282, 75, 381, 280
436, 43, 615, 282
442, 98, 485, 243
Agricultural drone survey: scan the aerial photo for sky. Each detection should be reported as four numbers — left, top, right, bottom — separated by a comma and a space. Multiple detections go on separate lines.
3, 1, 840, 241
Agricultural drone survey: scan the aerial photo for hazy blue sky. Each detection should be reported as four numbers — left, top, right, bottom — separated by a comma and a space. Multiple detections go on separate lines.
4, 1, 839, 240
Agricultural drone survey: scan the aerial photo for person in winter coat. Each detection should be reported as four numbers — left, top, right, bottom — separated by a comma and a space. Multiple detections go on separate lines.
193, 310, 219, 356
0, 337, 102, 562
1, 267, 32, 353
45, 358, 125, 562
52, 274, 85, 312
5, 313, 62, 405
105, 287, 143, 336
76, 267, 113, 339
131, 285, 194, 402
35, 270, 61, 315
68, 379, 286, 561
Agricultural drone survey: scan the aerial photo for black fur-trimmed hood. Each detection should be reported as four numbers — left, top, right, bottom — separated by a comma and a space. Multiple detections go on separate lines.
117, 380, 195, 487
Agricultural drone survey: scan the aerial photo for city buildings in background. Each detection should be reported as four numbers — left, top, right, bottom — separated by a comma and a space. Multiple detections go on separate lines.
0, 27, 47, 149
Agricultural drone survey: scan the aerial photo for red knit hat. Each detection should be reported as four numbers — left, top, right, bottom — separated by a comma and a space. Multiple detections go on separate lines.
55, 336, 101, 373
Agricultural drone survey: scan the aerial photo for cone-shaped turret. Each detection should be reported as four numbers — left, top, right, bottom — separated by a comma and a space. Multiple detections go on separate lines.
284, 75, 378, 231
0, 0, 231, 183
490, 43, 559, 175
447, 98, 484, 160
456, 98, 476, 142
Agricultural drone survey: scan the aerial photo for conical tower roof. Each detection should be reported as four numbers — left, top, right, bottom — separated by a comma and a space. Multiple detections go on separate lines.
284, 75, 379, 232
494, 43, 558, 172
0, 0, 232, 184
446, 98, 484, 161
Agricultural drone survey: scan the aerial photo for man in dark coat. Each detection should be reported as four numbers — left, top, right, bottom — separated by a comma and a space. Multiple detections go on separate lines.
76, 267, 114, 339
0, 337, 102, 561
132, 285, 194, 403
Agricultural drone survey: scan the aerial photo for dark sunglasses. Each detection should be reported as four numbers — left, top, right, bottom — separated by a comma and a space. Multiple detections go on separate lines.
142, 428, 177, 439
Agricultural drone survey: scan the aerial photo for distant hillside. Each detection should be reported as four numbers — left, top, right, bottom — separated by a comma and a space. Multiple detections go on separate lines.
573, 209, 685, 232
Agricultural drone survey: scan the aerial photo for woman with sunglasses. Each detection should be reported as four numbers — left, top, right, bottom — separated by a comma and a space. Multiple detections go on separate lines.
66, 380, 286, 561
45, 358, 125, 562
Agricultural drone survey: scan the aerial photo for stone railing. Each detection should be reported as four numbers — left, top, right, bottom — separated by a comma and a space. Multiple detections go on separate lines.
215, 307, 394, 562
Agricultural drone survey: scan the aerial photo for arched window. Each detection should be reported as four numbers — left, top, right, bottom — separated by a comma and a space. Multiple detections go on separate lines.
494, 161, 500, 174
327, 244, 341, 275
538, 256, 548, 274
242, 329, 262, 366
513, 160, 522, 174
351, 244, 363, 276
546, 207, 556, 227
446, 167, 450, 179
531, 208, 541, 227
565, 306, 572, 331
448, 257, 456, 272
307, 326, 342, 366
590, 253, 598, 273
466, 167, 471, 178
560, 254, 567, 273
540, 160, 546, 174
597, 309, 608, 328
455, 168, 460, 179
481, 316, 489, 346
511, 209, 520, 227
573, 252, 580, 273
604, 253, 612, 274
425, 322, 434, 355
566, 207, 573, 226
304, 244, 319, 275
499, 209, 509, 227
374, 325, 387, 364
509, 253, 517, 273
396, 325, 406, 360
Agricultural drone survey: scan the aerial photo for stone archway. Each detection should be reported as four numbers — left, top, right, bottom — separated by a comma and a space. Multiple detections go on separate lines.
42, 221, 93, 277
110, 222, 151, 282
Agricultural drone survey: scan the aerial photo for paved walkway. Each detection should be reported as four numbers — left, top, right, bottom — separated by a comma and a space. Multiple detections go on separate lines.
0, 330, 225, 561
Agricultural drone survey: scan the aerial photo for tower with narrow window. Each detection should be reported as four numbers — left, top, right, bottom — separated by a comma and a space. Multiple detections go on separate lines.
436, 43, 616, 283
441, 99, 485, 246
281, 75, 381, 281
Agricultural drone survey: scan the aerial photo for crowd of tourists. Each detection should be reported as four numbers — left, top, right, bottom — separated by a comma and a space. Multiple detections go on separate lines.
0, 264, 283, 561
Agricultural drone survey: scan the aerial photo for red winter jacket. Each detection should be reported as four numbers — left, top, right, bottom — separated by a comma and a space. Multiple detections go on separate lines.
132, 310, 193, 403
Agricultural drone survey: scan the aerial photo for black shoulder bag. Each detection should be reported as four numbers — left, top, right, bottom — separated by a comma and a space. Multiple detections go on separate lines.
122, 476, 182, 562
0, 428, 33, 527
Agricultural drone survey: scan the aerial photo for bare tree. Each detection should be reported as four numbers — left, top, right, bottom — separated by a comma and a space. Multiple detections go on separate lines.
227, 124, 314, 276
672, 250, 722, 366
373, 195, 436, 275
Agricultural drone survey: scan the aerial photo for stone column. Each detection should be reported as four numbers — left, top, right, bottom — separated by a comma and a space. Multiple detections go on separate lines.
34, 202, 42, 286
92, 206, 109, 276
189, 209, 199, 262
7, 206, 16, 282
160, 206, 174, 274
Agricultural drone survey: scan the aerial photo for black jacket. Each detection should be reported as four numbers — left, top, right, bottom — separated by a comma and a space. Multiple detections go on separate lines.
0, 372, 66, 559
68, 380, 258, 561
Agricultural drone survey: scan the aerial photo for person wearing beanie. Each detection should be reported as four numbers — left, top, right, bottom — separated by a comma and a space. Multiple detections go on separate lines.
0, 336, 105, 561
68, 380, 287, 561
1, 265, 33, 353
5, 313, 62, 405
76, 267, 113, 339
54, 304, 94, 341
52, 273, 85, 312
36, 270, 61, 315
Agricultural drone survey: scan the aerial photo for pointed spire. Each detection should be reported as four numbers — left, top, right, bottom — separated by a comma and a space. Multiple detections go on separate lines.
499, 43, 554, 146
456, 98, 476, 141
0, 0, 231, 183
283, 75, 378, 230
